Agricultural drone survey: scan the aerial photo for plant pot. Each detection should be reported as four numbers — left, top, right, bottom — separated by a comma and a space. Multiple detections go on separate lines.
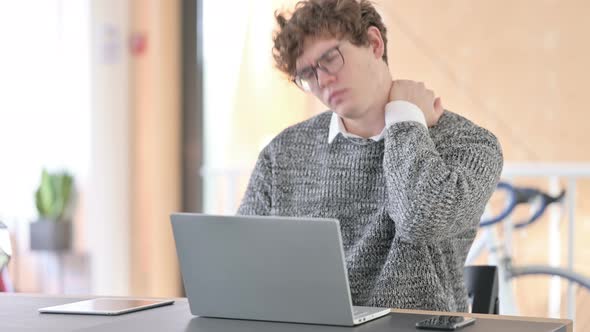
29, 219, 71, 251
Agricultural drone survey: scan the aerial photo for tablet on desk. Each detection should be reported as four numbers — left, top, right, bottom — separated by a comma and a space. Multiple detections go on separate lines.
38, 298, 175, 316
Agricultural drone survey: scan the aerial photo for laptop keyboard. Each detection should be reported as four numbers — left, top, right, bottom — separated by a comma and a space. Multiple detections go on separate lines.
353, 308, 369, 317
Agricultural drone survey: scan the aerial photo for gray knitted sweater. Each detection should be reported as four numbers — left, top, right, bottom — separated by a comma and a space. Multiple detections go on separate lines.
238, 110, 503, 312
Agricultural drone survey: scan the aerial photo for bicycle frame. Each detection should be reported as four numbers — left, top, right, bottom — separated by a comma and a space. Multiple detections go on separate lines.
467, 181, 589, 320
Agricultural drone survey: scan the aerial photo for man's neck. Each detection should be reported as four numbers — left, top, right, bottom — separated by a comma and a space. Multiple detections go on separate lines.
341, 111, 386, 138
340, 73, 391, 138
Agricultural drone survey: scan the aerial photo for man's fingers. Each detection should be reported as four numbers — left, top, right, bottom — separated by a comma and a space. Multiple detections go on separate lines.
434, 97, 443, 113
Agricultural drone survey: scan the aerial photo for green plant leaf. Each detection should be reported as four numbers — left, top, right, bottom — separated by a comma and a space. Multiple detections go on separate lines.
34, 169, 75, 221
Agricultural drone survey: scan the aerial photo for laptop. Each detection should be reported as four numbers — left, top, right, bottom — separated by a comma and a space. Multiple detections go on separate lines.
170, 213, 390, 326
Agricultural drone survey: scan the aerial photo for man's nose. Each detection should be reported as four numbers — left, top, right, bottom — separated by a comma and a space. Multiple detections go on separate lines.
317, 69, 336, 89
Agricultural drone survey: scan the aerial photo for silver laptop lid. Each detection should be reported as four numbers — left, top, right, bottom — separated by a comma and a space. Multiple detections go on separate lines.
171, 213, 356, 326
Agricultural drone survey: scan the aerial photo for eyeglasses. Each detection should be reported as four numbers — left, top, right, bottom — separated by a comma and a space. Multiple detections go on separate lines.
293, 44, 345, 92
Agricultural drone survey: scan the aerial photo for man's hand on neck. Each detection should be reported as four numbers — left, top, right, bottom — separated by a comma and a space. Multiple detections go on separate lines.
389, 80, 444, 127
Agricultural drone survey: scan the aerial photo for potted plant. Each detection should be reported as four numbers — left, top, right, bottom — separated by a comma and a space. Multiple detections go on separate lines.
29, 169, 76, 251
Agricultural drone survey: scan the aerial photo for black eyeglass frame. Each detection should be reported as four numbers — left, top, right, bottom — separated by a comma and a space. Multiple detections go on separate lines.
292, 44, 345, 92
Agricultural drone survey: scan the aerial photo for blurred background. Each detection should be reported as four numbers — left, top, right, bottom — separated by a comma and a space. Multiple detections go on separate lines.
0, 0, 588, 330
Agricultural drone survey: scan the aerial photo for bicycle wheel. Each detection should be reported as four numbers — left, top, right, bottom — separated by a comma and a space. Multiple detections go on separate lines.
510, 266, 590, 290
506, 265, 590, 332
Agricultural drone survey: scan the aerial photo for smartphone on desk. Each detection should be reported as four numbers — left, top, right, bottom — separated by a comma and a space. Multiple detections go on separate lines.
415, 315, 476, 330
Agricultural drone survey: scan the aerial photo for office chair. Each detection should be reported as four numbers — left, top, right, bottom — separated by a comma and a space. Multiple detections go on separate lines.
464, 265, 499, 314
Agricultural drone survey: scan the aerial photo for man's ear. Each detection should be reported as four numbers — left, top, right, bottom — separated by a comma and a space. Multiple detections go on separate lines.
366, 26, 385, 60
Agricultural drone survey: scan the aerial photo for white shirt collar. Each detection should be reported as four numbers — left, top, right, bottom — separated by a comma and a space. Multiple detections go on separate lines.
328, 112, 385, 144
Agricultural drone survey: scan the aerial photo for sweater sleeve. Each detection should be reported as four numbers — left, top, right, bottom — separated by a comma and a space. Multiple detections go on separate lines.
237, 145, 273, 216
383, 111, 503, 243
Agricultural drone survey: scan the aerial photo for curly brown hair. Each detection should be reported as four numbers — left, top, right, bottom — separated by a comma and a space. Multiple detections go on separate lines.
272, 0, 388, 79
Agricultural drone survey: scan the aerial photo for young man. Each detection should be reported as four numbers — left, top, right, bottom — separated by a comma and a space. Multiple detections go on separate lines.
238, 0, 503, 312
